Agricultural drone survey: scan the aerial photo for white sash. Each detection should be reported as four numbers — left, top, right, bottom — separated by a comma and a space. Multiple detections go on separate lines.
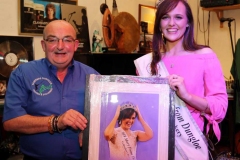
119, 127, 136, 160
134, 53, 209, 160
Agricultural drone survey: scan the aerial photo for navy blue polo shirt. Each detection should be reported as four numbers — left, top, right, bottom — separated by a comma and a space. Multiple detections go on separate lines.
3, 58, 99, 159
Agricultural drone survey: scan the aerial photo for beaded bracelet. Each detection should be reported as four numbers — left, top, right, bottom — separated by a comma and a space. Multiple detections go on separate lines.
48, 115, 55, 134
49, 115, 63, 134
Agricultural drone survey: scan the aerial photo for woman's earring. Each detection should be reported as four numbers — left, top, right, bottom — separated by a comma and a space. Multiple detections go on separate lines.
160, 28, 165, 41
161, 33, 164, 40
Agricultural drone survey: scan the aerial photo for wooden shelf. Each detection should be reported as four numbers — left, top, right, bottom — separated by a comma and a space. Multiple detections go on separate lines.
202, 4, 240, 28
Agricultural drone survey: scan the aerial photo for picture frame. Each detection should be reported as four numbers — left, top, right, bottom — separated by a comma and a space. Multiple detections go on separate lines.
61, 4, 90, 53
19, 0, 77, 35
138, 4, 156, 35
83, 75, 175, 160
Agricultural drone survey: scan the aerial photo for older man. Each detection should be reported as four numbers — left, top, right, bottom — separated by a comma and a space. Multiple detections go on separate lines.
3, 20, 98, 160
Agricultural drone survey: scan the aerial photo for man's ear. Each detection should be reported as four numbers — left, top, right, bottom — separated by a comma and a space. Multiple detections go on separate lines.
74, 40, 79, 51
41, 40, 46, 52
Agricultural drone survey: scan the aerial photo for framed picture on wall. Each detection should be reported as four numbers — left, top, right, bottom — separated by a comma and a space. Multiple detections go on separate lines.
138, 4, 156, 35
61, 4, 90, 53
82, 74, 175, 160
18, 0, 77, 35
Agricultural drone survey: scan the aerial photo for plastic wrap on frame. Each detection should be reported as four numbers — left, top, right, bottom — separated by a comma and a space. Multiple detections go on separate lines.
83, 74, 175, 160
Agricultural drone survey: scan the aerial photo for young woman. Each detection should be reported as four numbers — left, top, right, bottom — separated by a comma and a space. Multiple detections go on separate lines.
134, 0, 228, 159
104, 102, 153, 160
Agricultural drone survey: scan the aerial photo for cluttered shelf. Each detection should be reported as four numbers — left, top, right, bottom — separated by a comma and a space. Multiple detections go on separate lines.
202, 4, 240, 11
202, 4, 240, 27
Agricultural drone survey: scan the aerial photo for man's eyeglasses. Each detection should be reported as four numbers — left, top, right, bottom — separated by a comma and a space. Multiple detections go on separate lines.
44, 37, 76, 45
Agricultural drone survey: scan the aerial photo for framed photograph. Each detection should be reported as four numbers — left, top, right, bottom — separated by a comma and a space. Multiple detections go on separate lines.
19, 0, 63, 35
61, 4, 90, 53
138, 4, 156, 35
37, 0, 77, 4
83, 75, 175, 160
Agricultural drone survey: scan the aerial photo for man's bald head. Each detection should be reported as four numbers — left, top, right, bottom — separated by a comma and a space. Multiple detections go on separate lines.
43, 20, 76, 39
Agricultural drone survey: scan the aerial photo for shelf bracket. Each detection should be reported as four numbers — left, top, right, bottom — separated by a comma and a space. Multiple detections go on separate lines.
214, 10, 224, 28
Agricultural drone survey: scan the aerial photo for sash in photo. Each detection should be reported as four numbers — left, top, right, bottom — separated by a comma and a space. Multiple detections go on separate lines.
119, 127, 136, 160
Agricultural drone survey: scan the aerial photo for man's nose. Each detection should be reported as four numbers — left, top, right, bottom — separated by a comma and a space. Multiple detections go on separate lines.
57, 39, 64, 50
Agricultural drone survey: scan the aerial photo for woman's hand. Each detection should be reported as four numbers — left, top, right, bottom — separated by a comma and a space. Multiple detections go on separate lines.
167, 74, 211, 114
104, 105, 121, 141
135, 105, 153, 141
167, 74, 191, 101
114, 105, 121, 118
135, 105, 143, 121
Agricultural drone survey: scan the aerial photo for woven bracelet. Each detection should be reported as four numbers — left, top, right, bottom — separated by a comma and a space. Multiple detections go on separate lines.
48, 115, 55, 134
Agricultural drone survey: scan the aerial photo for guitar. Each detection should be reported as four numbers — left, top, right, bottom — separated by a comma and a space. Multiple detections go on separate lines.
72, 20, 82, 34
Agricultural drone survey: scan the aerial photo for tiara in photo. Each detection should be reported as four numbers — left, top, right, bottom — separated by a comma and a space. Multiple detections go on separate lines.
120, 102, 136, 111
